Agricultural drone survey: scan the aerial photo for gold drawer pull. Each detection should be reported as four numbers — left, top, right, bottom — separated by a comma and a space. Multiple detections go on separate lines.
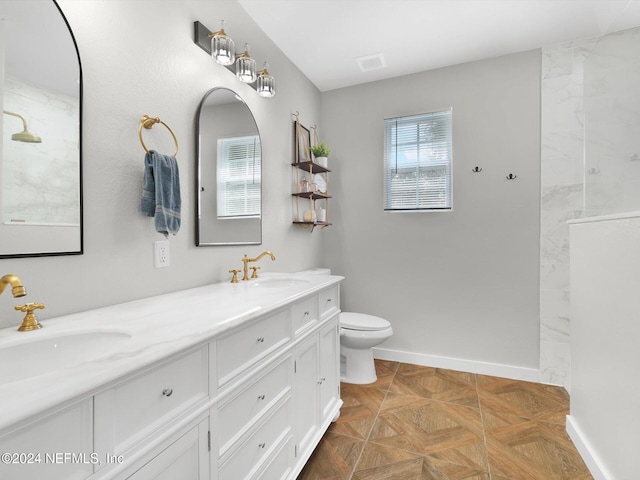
257, 337, 265, 343
258, 394, 266, 400
304, 311, 309, 316
258, 442, 266, 449
162, 388, 173, 397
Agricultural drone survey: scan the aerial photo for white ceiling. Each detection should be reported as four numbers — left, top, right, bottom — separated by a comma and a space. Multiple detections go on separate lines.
239, 0, 640, 92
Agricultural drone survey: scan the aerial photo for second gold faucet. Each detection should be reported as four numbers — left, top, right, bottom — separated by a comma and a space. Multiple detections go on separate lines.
241, 251, 276, 281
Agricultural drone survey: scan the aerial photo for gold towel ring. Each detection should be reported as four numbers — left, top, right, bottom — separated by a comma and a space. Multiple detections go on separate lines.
138, 115, 178, 156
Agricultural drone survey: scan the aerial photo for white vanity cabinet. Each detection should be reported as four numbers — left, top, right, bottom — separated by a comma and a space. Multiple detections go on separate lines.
0, 276, 342, 480
293, 332, 320, 458
209, 305, 294, 479
210, 286, 341, 480
94, 346, 209, 461
93, 346, 209, 480
0, 398, 94, 480
291, 284, 341, 475
292, 315, 340, 474
318, 317, 340, 421
125, 419, 210, 480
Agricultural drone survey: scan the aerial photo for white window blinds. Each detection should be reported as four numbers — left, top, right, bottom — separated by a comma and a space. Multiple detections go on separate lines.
383, 109, 452, 211
217, 135, 261, 218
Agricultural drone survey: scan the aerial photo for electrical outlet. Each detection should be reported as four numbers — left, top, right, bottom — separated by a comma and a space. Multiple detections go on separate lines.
154, 240, 170, 268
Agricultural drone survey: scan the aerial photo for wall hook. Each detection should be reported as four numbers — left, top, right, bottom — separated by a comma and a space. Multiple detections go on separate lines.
472, 166, 482, 173
506, 173, 517, 180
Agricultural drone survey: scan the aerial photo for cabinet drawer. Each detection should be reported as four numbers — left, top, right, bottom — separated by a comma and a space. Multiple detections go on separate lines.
292, 295, 318, 336
125, 419, 209, 480
218, 355, 292, 455
216, 309, 291, 387
95, 347, 208, 455
319, 285, 339, 319
255, 434, 293, 480
219, 398, 291, 480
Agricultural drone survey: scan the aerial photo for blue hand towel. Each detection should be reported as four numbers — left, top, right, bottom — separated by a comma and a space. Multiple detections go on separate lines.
141, 150, 181, 236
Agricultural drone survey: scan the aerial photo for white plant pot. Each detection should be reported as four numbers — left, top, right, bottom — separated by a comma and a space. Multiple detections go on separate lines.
315, 156, 328, 168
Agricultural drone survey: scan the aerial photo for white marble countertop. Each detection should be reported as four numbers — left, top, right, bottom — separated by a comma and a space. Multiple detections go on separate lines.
0, 273, 343, 432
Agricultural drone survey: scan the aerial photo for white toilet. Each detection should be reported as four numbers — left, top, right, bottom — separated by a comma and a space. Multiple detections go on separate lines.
297, 268, 393, 385
339, 312, 393, 384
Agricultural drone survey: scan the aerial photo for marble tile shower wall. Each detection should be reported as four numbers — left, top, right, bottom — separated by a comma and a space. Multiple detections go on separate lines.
2, 75, 80, 225
540, 38, 596, 390
541, 27, 640, 390
583, 27, 640, 216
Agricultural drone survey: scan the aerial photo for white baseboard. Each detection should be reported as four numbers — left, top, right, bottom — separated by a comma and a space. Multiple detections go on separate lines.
566, 415, 611, 480
372, 347, 540, 383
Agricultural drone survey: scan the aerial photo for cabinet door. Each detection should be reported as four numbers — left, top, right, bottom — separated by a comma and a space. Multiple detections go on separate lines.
292, 334, 319, 457
0, 398, 93, 480
319, 316, 340, 422
126, 419, 209, 480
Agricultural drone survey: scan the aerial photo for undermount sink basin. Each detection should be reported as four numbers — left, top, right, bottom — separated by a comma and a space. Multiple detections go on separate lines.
249, 276, 311, 288
0, 330, 132, 384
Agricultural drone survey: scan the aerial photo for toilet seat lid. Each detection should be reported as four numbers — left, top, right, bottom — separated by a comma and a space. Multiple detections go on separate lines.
340, 312, 391, 331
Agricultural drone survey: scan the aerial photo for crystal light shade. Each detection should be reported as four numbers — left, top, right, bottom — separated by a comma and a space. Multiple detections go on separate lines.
197, 21, 276, 97
257, 62, 275, 98
211, 20, 235, 65
236, 43, 257, 83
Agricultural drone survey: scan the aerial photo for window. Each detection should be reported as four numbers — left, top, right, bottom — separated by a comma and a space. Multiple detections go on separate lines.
383, 109, 452, 211
217, 135, 261, 218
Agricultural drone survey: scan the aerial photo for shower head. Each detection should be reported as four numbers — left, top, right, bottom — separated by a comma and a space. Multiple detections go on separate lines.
11, 130, 42, 143
3, 110, 42, 143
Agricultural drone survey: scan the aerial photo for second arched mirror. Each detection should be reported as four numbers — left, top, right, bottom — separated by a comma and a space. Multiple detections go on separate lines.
196, 88, 261, 245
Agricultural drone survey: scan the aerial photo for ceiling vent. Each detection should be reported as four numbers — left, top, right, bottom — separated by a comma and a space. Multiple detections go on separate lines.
356, 52, 387, 72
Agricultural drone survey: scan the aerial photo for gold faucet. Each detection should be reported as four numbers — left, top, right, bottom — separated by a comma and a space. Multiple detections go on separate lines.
0, 274, 26, 298
241, 251, 275, 281
15, 303, 45, 331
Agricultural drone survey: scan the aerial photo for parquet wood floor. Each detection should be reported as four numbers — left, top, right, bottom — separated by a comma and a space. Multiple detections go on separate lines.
298, 360, 592, 480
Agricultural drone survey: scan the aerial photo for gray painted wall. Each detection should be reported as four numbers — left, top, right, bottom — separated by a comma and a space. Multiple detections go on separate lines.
0, 0, 324, 329
2, 2, 542, 377
321, 50, 542, 371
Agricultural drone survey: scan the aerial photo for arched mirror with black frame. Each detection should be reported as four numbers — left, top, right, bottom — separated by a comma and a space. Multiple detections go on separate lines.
196, 87, 261, 246
0, 0, 83, 258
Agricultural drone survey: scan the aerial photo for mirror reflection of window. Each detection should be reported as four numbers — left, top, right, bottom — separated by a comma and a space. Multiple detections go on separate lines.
196, 87, 262, 246
216, 135, 261, 219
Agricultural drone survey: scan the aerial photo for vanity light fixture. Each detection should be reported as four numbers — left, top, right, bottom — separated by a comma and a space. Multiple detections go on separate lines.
235, 43, 257, 83
2, 110, 42, 143
209, 20, 235, 66
194, 21, 275, 98
257, 62, 275, 98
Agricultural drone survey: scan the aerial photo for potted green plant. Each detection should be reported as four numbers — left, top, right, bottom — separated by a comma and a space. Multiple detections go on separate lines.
310, 142, 331, 167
